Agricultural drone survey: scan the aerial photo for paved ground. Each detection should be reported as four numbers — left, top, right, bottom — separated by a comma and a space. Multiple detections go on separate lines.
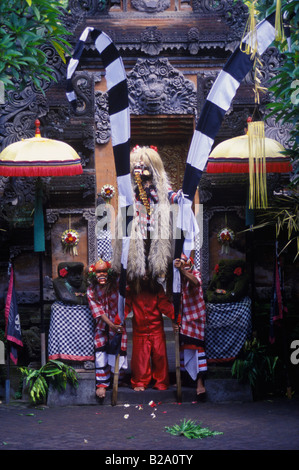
1, 394, 299, 454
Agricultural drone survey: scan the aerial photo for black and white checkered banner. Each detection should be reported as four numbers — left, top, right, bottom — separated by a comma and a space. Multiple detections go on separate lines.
66, 28, 133, 323
173, 13, 278, 319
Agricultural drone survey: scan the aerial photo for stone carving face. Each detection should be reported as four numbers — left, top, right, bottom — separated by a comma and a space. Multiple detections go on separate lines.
67, 268, 84, 289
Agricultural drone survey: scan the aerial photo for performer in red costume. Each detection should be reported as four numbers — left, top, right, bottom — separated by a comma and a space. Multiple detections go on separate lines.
125, 274, 176, 391
87, 259, 127, 398
173, 254, 207, 398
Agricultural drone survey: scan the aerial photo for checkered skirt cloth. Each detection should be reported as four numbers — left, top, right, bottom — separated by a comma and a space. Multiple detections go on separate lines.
48, 301, 95, 361
205, 296, 252, 362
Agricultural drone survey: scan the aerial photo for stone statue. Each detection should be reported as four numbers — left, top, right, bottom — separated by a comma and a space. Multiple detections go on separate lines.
53, 262, 88, 305
48, 262, 94, 364
206, 259, 249, 304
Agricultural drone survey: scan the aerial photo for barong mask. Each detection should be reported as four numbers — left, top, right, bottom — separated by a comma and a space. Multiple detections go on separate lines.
180, 254, 195, 272
95, 259, 110, 285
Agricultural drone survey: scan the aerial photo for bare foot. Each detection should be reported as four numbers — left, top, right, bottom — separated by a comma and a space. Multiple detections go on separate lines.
133, 386, 145, 391
196, 378, 206, 395
96, 387, 106, 398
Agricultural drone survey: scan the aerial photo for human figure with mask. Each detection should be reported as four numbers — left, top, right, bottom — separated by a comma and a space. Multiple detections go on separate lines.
86, 259, 127, 399
173, 254, 207, 398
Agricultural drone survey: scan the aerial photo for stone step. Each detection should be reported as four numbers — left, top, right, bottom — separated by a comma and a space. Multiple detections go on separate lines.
47, 369, 252, 406
46, 315, 253, 406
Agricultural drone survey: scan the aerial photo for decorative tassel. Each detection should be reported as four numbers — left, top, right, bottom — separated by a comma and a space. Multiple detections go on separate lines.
240, 0, 258, 59
240, 1, 268, 104
275, 0, 285, 42
253, 56, 268, 104
248, 120, 267, 209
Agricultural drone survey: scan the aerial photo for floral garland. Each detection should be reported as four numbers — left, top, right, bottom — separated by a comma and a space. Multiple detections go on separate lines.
61, 229, 79, 256
217, 227, 235, 254
100, 184, 115, 201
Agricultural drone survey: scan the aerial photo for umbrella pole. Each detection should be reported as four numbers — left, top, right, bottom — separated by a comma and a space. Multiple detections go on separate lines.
39, 252, 46, 366
34, 178, 46, 366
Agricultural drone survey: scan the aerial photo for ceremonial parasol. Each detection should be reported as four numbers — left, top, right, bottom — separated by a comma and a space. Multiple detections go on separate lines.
206, 134, 291, 175
206, 122, 292, 210
0, 119, 83, 365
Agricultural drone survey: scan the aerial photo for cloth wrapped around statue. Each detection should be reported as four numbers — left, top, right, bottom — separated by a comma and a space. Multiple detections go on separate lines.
48, 262, 94, 362
205, 296, 252, 362
205, 260, 252, 362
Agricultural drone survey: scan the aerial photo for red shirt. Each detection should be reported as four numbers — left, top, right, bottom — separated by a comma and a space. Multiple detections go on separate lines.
125, 286, 174, 336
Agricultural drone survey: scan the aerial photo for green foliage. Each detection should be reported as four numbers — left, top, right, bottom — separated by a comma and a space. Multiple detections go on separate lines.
232, 338, 279, 389
243, 191, 299, 260
165, 419, 223, 440
19, 359, 79, 404
0, 0, 72, 94
266, 2, 299, 183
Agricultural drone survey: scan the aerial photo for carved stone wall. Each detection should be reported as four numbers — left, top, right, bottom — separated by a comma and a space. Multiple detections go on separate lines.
0, 0, 294, 366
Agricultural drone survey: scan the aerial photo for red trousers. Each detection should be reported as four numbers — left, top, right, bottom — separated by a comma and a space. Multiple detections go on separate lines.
130, 332, 169, 390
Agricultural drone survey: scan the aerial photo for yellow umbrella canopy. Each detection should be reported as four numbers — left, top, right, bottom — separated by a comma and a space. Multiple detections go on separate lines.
0, 120, 82, 177
206, 134, 292, 174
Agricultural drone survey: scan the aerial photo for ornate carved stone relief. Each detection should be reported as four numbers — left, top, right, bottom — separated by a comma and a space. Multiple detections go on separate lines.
140, 27, 164, 56
131, 0, 170, 12
127, 58, 197, 115
95, 90, 110, 144
95, 59, 197, 143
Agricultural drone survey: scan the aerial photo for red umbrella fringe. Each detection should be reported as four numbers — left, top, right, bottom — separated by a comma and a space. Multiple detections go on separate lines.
0, 162, 83, 177
206, 160, 292, 174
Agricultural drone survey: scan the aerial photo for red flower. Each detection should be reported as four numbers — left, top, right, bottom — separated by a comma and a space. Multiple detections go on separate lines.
59, 268, 68, 278
234, 267, 242, 276
150, 145, 158, 152
88, 264, 96, 273
65, 232, 76, 244
214, 264, 219, 274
